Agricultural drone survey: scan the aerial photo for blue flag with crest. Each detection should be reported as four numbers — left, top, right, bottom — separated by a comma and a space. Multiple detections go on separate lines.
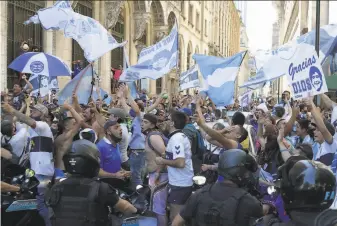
119, 22, 178, 82
193, 51, 247, 107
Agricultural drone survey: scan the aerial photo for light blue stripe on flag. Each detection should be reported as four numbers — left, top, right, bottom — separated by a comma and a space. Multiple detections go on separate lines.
58, 64, 93, 104
193, 51, 246, 107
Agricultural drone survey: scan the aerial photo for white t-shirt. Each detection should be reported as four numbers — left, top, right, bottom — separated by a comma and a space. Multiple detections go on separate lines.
119, 123, 129, 163
316, 140, 337, 167
0, 122, 29, 159
166, 132, 194, 187
29, 121, 54, 176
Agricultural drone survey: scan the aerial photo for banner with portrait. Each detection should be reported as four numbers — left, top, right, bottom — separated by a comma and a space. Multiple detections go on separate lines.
286, 44, 328, 100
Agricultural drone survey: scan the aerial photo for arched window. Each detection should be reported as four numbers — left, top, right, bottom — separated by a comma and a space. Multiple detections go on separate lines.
111, 14, 124, 69
72, 1, 92, 70
7, 1, 44, 88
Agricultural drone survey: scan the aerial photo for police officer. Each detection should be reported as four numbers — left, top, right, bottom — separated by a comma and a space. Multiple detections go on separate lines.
172, 149, 264, 226
261, 160, 336, 226
46, 139, 141, 226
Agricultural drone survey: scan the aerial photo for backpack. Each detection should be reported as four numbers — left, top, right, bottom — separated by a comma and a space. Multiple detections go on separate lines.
193, 184, 248, 226
183, 124, 207, 173
147, 131, 168, 156
182, 124, 206, 159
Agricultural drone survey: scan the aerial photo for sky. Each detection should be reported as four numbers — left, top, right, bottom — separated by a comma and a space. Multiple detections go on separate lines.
246, 1, 277, 53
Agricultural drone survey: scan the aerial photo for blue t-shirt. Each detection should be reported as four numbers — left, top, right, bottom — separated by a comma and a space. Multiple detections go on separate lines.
96, 137, 121, 173
217, 143, 243, 182
129, 116, 145, 149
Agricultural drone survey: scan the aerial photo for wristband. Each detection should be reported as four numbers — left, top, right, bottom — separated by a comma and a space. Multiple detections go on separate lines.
55, 168, 65, 179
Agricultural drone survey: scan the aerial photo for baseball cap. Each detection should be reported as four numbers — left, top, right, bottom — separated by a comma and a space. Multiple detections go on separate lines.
103, 120, 118, 131
143, 113, 158, 125
31, 103, 48, 116
108, 108, 128, 119
180, 108, 192, 117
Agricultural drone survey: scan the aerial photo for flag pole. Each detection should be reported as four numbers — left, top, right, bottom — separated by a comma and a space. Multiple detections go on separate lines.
88, 63, 95, 104
315, 0, 320, 57
315, 0, 320, 105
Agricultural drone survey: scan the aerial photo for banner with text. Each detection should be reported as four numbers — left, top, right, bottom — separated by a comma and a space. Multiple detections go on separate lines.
239, 90, 253, 107
179, 65, 200, 91
286, 44, 328, 100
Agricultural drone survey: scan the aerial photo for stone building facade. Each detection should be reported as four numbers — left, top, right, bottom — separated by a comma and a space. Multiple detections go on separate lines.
1, 1, 241, 95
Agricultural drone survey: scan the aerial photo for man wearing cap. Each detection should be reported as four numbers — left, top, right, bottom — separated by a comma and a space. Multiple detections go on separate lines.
2, 102, 54, 226
141, 113, 168, 226
97, 120, 131, 180
108, 108, 130, 170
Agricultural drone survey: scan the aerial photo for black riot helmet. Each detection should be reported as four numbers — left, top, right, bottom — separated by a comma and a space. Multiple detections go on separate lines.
218, 149, 258, 190
278, 160, 336, 212
63, 139, 100, 178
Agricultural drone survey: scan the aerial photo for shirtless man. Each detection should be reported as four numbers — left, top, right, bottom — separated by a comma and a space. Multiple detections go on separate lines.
54, 102, 84, 171
82, 104, 105, 141
141, 113, 168, 226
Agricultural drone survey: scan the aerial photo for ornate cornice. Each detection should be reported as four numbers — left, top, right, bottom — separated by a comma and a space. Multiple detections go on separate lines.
105, 1, 124, 29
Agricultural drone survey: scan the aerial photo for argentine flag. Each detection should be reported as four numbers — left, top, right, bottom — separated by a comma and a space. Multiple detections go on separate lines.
119, 22, 178, 82
58, 64, 93, 105
92, 87, 112, 105
193, 51, 247, 107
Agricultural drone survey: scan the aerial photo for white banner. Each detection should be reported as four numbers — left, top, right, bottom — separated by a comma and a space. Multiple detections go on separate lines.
239, 90, 253, 107
286, 44, 328, 100
179, 65, 200, 90
119, 22, 178, 81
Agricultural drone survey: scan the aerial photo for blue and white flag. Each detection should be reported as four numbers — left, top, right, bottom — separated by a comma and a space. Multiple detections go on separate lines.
241, 24, 337, 88
58, 64, 93, 104
92, 87, 112, 105
24, 0, 127, 62
122, 46, 138, 99
239, 90, 253, 107
119, 22, 178, 81
28, 74, 50, 97
28, 75, 59, 97
179, 65, 200, 91
193, 51, 247, 107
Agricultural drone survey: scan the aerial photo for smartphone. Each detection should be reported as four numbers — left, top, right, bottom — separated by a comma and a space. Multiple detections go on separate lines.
1, 95, 4, 102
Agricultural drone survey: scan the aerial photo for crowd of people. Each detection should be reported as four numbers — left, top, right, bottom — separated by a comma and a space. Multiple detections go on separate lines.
1, 76, 337, 226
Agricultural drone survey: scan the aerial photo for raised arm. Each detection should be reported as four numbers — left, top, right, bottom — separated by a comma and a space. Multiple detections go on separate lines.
320, 93, 336, 110
146, 93, 164, 113
62, 102, 84, 137
309, 99, 334, 144
195, 97, 237, 149
2, 102, 37, 128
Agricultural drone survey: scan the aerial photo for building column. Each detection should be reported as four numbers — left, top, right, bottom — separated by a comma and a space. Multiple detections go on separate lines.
97, 1, 111, 93
43, 1, 54, 55
0, 1, 7, 91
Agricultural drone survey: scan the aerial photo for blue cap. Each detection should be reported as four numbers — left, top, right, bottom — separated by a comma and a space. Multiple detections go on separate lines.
180, 108, 192, 117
